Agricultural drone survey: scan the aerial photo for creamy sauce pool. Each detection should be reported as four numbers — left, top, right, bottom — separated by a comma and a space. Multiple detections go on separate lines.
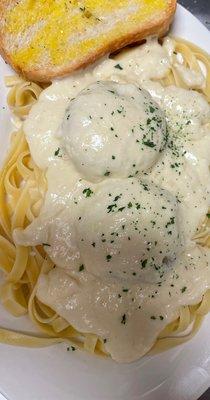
14, 37, 210, 363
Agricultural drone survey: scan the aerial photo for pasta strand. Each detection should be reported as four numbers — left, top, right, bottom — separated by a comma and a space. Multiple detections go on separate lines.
0, 37, 210, 358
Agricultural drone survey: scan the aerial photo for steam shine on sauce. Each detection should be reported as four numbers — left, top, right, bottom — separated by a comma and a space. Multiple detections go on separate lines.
14, 37, 210, 362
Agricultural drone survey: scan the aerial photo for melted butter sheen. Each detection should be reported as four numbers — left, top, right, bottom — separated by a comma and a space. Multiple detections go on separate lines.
14, 38, 210, 362
5, 0, 166, 68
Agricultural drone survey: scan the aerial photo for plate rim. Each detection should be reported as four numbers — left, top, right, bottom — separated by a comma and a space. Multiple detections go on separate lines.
0, 4, 210, 400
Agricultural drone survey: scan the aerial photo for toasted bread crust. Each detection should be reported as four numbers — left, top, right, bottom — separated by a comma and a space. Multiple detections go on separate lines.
0, 0, 176, 82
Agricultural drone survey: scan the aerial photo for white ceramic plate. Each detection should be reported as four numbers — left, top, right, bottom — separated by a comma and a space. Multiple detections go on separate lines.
0, 4, 210, 400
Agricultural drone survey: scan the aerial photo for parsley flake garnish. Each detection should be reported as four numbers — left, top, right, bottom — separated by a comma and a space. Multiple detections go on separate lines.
141, 259, 148, 269
181, 286, 187, 293
142, 140, 156, 148
67, 346, 76, 351
114, 195, 121, 201
149, 106, 155, 113
107, 204, 117, 213
83, 188, 94, 197
121, 314, 127, 324
114, 64, 123, 70
54, 147, 61, 157
118, 207, 125, 212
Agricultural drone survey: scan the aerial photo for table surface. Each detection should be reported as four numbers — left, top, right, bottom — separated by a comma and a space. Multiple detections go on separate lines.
179, 0, 210, 30
178, 2, 210, 399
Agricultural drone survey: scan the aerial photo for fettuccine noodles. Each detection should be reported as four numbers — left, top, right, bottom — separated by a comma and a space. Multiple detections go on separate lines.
0, 38, 210, 358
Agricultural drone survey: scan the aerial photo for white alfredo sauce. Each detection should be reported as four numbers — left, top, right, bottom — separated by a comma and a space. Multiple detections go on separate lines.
14, 37, 210, 363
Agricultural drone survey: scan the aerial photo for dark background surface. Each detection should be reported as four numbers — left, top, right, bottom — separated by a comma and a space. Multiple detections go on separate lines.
178, 2, 210, 399
179, 0, 210, 29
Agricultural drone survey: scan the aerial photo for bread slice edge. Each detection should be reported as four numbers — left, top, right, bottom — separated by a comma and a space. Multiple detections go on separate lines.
0, 0, 176, 82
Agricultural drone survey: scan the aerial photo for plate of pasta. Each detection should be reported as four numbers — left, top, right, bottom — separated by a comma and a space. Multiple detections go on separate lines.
0, 3, 210, 400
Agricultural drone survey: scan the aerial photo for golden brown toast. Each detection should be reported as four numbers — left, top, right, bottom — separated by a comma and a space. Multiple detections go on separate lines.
0, 0, 176, 82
